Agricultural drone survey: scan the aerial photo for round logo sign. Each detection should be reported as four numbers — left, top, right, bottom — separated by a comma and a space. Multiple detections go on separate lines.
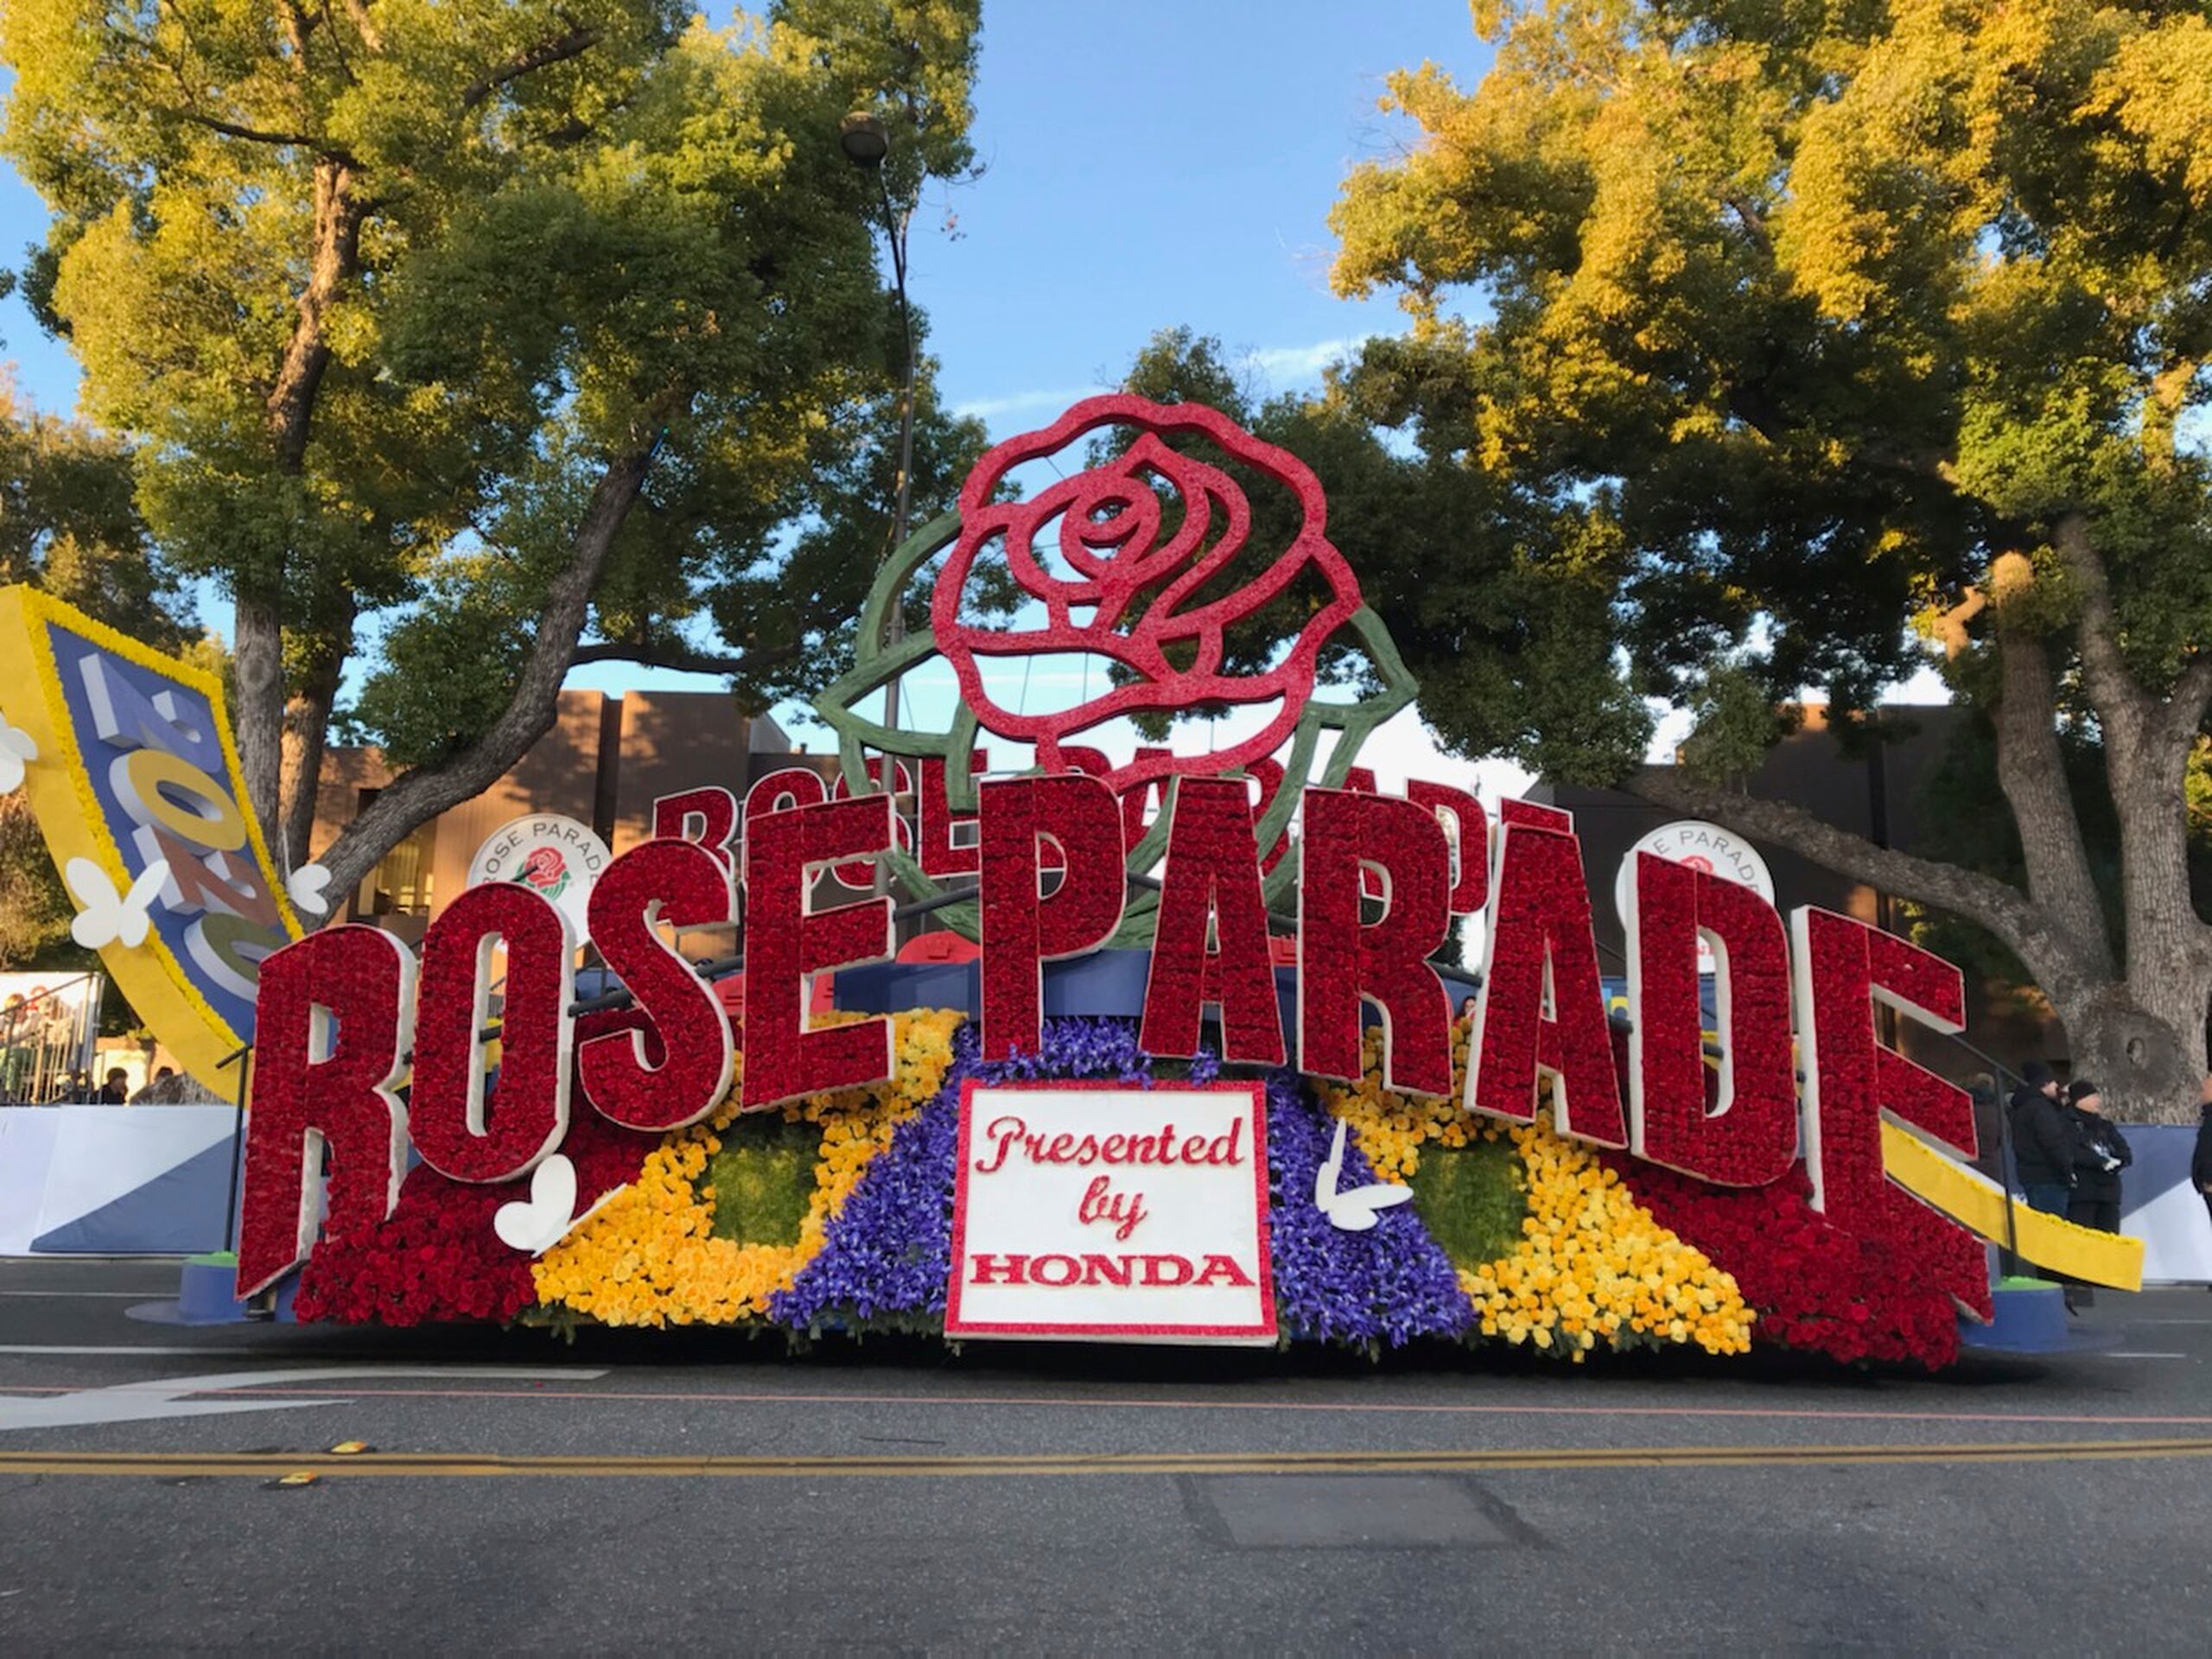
1611, 819, 1777, 974
466, 815, 612, 937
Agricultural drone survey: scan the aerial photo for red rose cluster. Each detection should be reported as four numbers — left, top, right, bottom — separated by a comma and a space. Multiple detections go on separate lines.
236, 926, 413, 1297
1613, 1154, 1967, 1370
1299, 786, 1456, 1096
1138, 777, 1283, 1065
294, 1014, 652, 1325
1472, 817, 1625, 1144
977, 774, 1128, 1062
1624, 852, 1796, 1186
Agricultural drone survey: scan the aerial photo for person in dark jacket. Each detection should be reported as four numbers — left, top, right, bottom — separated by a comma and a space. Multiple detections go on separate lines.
2063, 1079, 2131, 1235
2009, 1061, 2075, 1217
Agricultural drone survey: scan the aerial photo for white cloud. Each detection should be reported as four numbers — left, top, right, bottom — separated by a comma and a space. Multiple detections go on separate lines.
1243, 336, 1364, 385
949, 333, 1385, 427
950, 383, 1109, 421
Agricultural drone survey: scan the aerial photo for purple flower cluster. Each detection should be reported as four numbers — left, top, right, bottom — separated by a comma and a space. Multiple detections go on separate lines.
772, 1016, 1468, 1350
772, 1019, 1173, 1332
1261, 1068, 1471, 1346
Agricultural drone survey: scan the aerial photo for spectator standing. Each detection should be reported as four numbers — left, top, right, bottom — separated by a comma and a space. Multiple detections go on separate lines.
0, 994, 25, 1099
2008, 1061, 2074, 1217
96, 1067, 130, 1104
2057, 1079, 2129, 1314
2063, 1079, 2132, 1236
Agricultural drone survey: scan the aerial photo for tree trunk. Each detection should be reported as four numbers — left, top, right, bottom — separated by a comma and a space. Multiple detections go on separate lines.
2048, 978, 2208, 1127
1986, 554, 2112, 976
268, 162, 360, 474
279, 608, 353, 874
238, 160, 365, 853
231, 586, 288, 860
2050, 512, 2212, 1122
2085, 734, 2212, 1121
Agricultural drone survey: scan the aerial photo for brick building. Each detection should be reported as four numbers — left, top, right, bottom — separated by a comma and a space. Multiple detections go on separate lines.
308, 690, 821, 941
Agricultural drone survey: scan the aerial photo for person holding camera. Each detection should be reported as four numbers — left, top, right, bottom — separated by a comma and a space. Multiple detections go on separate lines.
2063, 1079, 2132, 1236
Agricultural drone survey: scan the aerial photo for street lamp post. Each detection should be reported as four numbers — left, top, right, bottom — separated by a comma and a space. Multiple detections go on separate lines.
842, 111, 918, 925
840, 111, 917, 733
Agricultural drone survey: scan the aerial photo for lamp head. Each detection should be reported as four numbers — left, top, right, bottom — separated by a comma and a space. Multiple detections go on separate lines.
839, 111, 889, 168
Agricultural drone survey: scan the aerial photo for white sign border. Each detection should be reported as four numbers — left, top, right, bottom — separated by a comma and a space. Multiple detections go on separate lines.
943, 1078, 1278, 1345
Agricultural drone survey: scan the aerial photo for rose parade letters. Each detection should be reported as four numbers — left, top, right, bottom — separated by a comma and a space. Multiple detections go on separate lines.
233, 765, 1986, 1327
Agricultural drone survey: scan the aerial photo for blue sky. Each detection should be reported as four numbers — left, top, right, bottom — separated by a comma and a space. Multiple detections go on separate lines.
908, 3, 1490, 428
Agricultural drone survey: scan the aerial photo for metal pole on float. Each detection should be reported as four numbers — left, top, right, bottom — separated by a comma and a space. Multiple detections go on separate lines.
216, 1041, 250, 1255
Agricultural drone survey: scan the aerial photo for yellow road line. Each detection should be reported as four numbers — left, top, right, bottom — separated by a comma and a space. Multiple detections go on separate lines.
3, 1439, 2209, 1479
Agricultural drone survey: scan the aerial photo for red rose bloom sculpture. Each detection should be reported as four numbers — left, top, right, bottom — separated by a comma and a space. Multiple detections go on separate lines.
931, 394, 1363, 797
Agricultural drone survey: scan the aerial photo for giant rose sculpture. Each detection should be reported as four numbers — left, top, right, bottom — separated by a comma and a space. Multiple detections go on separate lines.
813, 393, 1418, 944
931, 397, 1365, 796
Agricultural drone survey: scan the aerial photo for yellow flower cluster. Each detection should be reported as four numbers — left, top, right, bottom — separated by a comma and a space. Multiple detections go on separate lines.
531, 1009, 963, 1327
1318, 1019, 1751, 1359
1315, 1020, 1492, 1179
1460, 1118, 1752, 1360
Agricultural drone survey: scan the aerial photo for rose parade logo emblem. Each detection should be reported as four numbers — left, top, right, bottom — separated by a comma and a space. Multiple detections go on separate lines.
517, 847, 570, 905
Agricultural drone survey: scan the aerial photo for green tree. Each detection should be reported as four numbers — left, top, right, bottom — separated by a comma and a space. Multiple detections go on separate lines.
0, 382, 206, 967
346, 372, 998, 765
1325, 1, 2212, 1117
1107, 327, 1638, 772
1, 0, 982, 900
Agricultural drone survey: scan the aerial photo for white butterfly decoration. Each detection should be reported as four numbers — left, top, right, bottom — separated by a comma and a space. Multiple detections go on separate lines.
492, 1154, 626, 1257
286, 862, 334, 916
1313, 1116, 1417, 1232
64, 856, 170, 950
0, 715, 37, 793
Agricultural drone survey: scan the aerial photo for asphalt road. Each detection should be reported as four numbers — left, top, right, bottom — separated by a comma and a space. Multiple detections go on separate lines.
1, 1256, 2208, 1654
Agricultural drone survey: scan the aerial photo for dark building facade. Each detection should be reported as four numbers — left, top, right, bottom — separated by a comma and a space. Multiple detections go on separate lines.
1535, 704, 2062, 1086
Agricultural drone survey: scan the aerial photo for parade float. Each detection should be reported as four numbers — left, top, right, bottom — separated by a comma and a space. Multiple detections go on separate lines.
0, 397, 2144, 1367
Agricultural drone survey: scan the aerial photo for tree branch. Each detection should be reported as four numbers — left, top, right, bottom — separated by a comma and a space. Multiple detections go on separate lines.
2054, 511, 2152, 746
1721, 193, 1771, 258
570, 639, 755, 677
1986, 553, 2113, 974
312, 440, 660, 900
458, 24, 602, 113
2156, 652, 2212, 752
2053, 512, 2212, 974
1623, 765, 2100, 1008
157, 106, 351, 158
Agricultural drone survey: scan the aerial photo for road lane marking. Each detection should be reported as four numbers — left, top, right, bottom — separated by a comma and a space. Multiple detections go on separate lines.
0, 1366, 608, 1432
11, 1381, 2203, 1431
2, 1438, 2208, 1479
0, 1344, 276, 1356
0, 1290, 173, 1298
